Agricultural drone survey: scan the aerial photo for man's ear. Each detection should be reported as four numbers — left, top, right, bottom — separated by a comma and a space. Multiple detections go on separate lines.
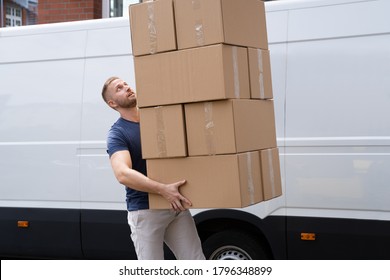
107, 100, 117, 109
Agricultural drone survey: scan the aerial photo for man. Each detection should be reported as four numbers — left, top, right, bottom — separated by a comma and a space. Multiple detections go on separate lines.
101, 76, 205, 260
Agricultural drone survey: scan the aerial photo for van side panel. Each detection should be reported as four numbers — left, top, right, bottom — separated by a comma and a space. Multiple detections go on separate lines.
287, 216, 390, 259
283, 0, 390, 219
0, 207, 82, 258
0, 26, 86, 258
0, 25, 86, 208
277, 0, 390, 259
80, 209, 136, 259
0, 58, 83, 207
0, 20, 137, 259
78, 22, 135, 211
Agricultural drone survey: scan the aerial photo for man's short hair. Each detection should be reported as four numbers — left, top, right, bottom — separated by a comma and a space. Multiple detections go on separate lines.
101, 76, 119, 103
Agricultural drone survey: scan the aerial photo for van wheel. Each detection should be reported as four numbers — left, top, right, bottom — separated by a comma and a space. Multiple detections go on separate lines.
202, 230, 269, 260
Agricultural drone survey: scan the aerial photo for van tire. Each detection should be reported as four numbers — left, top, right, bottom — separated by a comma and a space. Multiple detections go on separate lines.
202, 230, 269, 260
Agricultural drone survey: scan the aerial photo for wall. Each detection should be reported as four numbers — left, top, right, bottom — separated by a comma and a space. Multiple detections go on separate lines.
38, 0, 102, 24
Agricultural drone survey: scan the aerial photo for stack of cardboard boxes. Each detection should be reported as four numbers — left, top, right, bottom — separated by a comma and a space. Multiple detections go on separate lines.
129, 0, 282, 209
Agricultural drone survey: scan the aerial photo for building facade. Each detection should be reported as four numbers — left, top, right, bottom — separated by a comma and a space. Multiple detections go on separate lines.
1, 0, 38, 27
0, 0, 140, 27
37, 0, 102, 24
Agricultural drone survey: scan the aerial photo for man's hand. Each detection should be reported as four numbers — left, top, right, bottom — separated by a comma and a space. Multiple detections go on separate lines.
159, 180, 192, 211
110, 151, 192, 211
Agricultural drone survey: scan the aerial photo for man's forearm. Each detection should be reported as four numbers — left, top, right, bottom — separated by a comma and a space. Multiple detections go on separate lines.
116, 167, 164, 194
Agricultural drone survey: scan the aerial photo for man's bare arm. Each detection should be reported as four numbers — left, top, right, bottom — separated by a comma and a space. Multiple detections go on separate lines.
110, 150, 191, 211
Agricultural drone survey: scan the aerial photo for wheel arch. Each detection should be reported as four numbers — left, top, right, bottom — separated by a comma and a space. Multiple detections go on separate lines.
193, 209, 274, 259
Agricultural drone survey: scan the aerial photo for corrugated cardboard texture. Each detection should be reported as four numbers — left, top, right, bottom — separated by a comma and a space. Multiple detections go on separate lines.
147, 151, 263, 209
134, 44, 249, 107
129, 0, 177, 56
174, 0, 268, 50
260, 148, 282, 200
139, 104, 187, 159
185, 99, 277, 156
248, 48, 273, 99
238, 151, 263, 206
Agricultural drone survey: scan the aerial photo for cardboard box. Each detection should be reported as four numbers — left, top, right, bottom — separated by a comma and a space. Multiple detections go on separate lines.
174, 0, 268, 50
139, 104, 187, 159
248, 48, 273, 99
185, 99, 277, 156
260, 148, 282, 200
129, 0, 176, 56
147, 151, 263, 209
134, 44, 250, 107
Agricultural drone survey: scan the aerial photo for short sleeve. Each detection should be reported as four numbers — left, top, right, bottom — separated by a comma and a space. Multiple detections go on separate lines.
107, 126, 128, 158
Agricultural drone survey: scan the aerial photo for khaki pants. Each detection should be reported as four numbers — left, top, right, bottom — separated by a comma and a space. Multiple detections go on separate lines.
127, 209, 205, 260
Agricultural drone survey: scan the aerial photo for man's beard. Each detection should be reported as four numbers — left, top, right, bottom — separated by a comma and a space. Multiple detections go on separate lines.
119, 97, 137, 109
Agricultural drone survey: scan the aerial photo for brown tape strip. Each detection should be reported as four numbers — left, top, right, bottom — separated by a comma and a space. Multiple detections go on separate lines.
204, 102, 216, 155
257, 49, 265, 99
232, 46, 240, 98
246, 152, 255, 205
192, 0, 205, 46
147, 2, 157, 54
266, 149, 276, 198
155, 106, 167, 157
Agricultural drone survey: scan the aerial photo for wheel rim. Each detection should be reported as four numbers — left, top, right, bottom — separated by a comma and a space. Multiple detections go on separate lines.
209, 245, 252, 260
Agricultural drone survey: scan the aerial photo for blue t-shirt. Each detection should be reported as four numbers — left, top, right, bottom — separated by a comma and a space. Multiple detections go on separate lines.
107, 117, 149, 211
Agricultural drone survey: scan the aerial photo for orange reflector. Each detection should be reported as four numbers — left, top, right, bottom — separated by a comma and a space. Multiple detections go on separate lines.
17, 221, 29, 228
301, 232, 316, 241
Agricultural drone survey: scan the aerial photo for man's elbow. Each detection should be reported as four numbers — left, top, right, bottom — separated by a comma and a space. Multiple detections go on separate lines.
115, 169, 128, 185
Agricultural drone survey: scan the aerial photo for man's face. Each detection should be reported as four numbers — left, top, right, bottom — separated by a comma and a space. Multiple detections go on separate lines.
107, 79, 137, 109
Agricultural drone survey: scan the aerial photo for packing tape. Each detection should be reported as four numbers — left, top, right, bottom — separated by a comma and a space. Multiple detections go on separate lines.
203, 102, 216, 155
246, 152, 255, 205
155, 106, 167, 157
192, 0, 205, 46
266, 149, 276, 198
257, 49, 265, 99
232, 46, 240, 98
194, 20, 205, 46
147, 2, 157, 54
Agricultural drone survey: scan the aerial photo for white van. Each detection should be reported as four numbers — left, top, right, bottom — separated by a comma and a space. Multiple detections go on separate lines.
0, 0, 389, 259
